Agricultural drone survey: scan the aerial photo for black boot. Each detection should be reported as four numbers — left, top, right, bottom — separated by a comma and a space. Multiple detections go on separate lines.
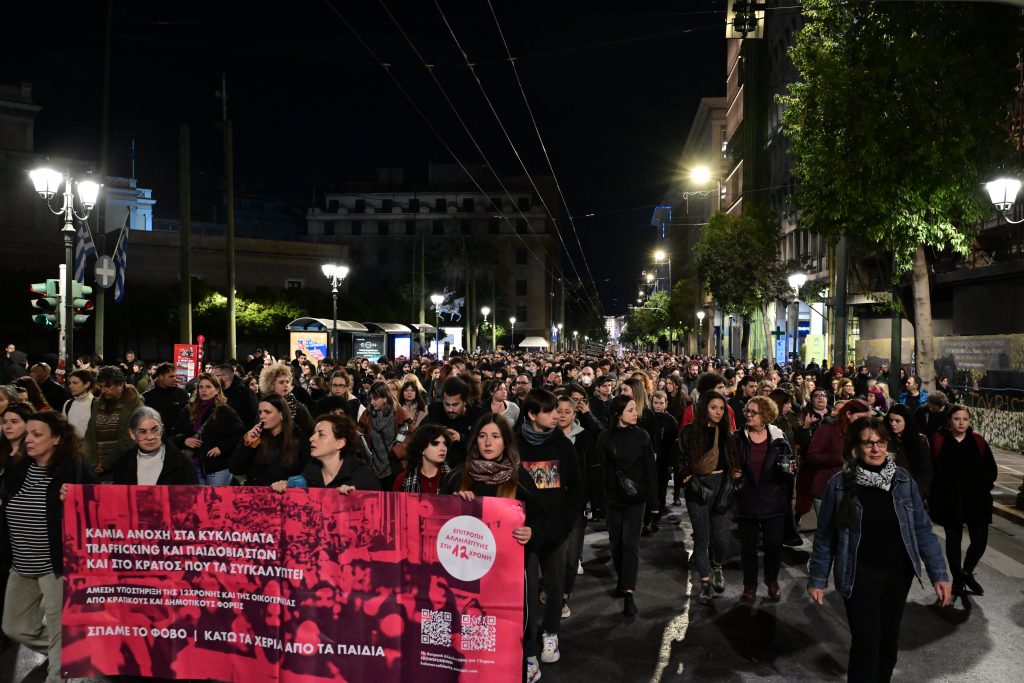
962, 571, 984, 596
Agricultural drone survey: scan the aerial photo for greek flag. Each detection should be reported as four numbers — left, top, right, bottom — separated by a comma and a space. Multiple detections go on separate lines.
74, 219, 97, 283
112, 214, 130, 303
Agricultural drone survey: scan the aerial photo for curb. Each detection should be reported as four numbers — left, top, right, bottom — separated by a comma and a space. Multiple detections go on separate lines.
993, 502, 1024, 526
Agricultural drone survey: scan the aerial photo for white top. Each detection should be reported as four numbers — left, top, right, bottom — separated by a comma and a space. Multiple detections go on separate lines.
136, 445, 166, 486
65, 394, 93, 440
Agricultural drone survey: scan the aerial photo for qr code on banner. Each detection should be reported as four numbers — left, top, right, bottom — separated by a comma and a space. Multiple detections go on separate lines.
460, 614, 497, 652
420, 609, 452, 647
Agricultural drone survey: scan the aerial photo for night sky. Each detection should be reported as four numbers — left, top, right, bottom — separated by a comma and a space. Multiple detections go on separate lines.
8, 0, 727, 313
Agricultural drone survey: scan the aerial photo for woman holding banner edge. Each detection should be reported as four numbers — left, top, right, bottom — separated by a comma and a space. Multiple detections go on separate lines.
1, 411, 97, 683
440, 413, 545, 683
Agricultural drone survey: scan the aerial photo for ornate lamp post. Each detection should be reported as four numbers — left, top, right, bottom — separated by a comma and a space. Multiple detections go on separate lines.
29, 168, 100, 372
321, 263, 349, 359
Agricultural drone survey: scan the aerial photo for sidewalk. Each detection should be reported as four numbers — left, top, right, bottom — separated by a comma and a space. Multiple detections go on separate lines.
992, 446, 1024, 524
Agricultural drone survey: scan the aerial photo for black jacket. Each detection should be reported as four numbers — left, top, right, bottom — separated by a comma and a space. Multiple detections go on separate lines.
421, 402, 485, 468
229, 430, 311, 486
223, 379, 259, 429
516, 426, 585, 548
734, 425, 794, 520
169, 404, 245, 474
597, 426, 658, 509
39, 378, 66, 413
891, 432, 933, 499
110, 440, 199, 486
929, 428, 998, 526
0, 456, 98, 575
299, 455, 380, 490
143, 385, 190, 430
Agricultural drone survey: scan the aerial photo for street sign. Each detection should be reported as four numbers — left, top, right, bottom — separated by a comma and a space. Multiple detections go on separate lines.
95, 255, 116, 288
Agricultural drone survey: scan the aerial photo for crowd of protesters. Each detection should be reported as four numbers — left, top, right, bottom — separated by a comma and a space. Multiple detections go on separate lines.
0, 341, 1001, 682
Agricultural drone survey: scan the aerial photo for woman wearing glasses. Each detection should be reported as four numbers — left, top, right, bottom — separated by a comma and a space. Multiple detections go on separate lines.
808, 416, 951, 682
111, 407, 198, 485
734, 396, 796, 603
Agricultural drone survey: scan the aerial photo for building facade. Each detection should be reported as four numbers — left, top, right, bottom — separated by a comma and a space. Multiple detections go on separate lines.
305, 165, 560, 344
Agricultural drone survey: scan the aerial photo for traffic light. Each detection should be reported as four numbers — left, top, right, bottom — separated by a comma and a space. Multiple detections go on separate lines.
30, 280, 60, 328
71, 281, 94, 328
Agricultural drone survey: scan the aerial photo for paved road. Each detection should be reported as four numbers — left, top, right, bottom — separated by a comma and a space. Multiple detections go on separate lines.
3, 451, 1024, 682
540, 454, 1024, 682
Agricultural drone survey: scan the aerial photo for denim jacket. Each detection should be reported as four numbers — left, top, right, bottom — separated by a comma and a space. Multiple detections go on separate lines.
807, 465, 949, 599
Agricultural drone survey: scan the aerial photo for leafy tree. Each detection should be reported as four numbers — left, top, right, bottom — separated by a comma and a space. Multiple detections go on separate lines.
782, 0, 1020, 384
692, 210, 784, 355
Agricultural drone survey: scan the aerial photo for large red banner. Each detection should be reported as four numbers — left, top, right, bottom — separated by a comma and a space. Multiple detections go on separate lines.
61, 486, 525, 682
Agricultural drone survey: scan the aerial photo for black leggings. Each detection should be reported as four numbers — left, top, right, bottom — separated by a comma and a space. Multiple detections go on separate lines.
944, 523, 989, 575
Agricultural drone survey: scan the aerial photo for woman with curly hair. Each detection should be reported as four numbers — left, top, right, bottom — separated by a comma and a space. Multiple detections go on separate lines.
393, 424, 457, 494
259, 361, 314, 435
169, 372, 245, 485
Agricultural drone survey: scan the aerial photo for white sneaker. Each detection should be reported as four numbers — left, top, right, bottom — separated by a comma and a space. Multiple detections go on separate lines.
577, 560, 584, 575
561, 600, 571, 618
540, 632, 560, 663
527, 656, 542, 682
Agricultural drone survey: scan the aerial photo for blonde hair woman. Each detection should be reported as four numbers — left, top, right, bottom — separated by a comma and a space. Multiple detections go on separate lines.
259, 361, 314, 435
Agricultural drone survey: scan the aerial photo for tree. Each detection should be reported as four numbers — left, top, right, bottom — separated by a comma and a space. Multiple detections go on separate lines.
692, 210, 784, 355
782, 0, 1020, 385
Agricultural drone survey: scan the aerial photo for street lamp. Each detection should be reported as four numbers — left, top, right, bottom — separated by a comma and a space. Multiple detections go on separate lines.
430, 293, 445, 357
557, 322, 564, 352
573, 330, 578, 351
787, 271, 807, 364
697, 310, 706, 356
654, 250, 672, 294
29, 167, 101, 372
480, 306, 490, 351
509, 316, 516, 349
985, 176, 1024, 222
321, 263, 350, 359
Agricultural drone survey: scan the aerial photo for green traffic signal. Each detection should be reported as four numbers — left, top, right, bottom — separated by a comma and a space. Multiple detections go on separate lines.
71, 280, 93, 328
30, 279, 60, 328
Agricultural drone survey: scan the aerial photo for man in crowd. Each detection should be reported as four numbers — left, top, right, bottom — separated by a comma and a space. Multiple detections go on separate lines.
143, 363, 189, 428
422, 376, 483, 468
86, 366, 144, 476
899, 375, 928, 413
589, 375, 615, 428
915, 392, 951, 439
30, 362, 66, 411
512, 374, 533, 404
1, 343, 27, 383
214, 363, 258, 428
729, 375, 758, 430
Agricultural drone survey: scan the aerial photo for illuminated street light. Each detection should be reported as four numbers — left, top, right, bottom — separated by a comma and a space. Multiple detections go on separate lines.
28, 167, 103, 371
321, 263, 350, 357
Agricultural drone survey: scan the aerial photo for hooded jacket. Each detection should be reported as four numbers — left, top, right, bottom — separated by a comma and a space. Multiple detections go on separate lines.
517, 423, 585, 548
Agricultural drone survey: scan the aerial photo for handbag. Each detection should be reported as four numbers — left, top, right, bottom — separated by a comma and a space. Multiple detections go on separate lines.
616, 470, 641, 501
609, 440, 643, 503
